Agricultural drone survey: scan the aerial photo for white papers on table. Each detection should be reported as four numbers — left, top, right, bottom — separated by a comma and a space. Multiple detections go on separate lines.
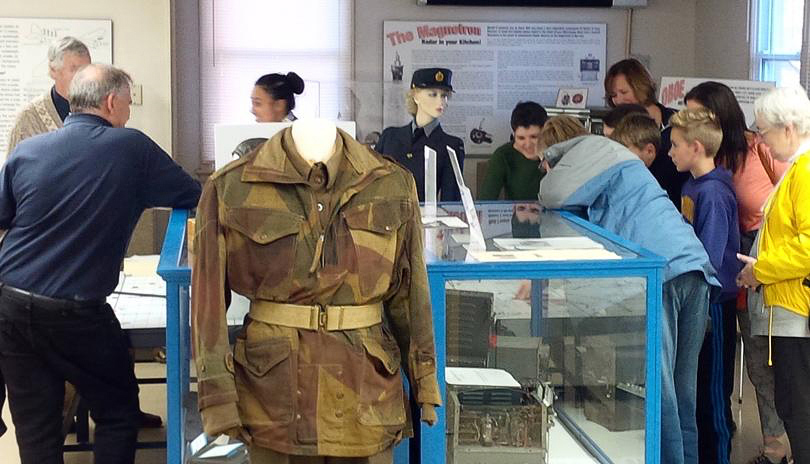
445, 367, 521, 388
122, 254, 161, 276
198, 443, 244, 459
493, 236, 606, 251
423, 215, 468, 228
451, 232, 470, 244
469, 248, 621, 262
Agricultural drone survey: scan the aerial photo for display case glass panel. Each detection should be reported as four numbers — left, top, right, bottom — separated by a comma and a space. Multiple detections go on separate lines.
422, 201, 662, 464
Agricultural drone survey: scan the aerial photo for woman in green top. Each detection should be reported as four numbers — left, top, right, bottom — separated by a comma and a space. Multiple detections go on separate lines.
479, 101, 549, 200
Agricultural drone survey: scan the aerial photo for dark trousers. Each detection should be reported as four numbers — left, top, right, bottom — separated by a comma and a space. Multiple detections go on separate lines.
696, 299, 737, 464
0, 367, 6, 437
773, 337, 810, 464
0, 296, 140, 464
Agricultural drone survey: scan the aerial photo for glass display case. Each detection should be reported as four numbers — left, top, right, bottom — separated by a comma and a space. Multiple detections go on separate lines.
159, 201, 665, 464
420, 201, 664, 464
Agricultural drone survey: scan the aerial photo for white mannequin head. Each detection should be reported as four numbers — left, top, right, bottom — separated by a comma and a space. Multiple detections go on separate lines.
290, 118, 337, 165
407, 88, 450, 127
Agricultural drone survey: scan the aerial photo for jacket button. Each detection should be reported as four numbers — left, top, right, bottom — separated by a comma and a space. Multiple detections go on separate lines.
260, 233, 268, 240
296, 414, 302, 420
384, 225, 391, 231
336, 392, 344, 400
406, 153, 413, 159
317, 203, 324, 212
335, 411, 343, 418
297, 390, 302, 396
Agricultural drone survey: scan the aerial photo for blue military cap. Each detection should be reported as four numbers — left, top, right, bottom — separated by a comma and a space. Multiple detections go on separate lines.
411, 68, 453, 92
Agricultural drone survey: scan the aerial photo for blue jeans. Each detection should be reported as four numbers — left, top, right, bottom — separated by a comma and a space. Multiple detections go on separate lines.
660, 271, 711, 464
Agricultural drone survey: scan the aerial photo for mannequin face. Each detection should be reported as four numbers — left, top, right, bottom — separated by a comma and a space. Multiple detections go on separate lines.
514, 203, 541, 224
251, 86, 288, 122
412, 88, 449, 122
610, 74, 639, 106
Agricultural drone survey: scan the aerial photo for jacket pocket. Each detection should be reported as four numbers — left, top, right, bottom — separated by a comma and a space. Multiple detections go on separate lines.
233, 336, 295, 424
224, 207, 303, 290
343, 199, 411, 293
357, 333, 406, 427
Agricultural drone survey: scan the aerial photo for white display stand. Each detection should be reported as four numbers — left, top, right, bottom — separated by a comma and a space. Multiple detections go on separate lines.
213, 121, 357, 171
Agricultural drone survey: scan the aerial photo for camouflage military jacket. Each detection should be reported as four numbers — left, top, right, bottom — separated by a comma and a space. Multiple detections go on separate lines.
191, 128, 441, 457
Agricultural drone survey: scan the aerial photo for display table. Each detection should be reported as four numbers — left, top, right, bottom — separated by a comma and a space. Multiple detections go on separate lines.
158, 202, 665, 463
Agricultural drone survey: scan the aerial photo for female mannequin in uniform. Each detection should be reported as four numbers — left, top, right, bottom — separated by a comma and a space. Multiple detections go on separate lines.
251, 72, 305, 123
376, 68, 465, 201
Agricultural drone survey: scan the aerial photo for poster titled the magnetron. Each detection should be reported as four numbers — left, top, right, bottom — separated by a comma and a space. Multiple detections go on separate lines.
383, 21, 606, 154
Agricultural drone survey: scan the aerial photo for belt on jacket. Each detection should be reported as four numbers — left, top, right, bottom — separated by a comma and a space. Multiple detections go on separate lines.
249, 300, 383, 331
0, 283, 105, 311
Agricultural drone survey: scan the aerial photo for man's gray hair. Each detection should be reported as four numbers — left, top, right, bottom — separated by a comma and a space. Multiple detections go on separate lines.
69, 64, 132, 113
47, 36, 90, 70
755, 86, 810, 136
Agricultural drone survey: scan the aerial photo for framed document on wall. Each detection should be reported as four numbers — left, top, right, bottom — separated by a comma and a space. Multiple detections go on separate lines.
0, 17, 112, 158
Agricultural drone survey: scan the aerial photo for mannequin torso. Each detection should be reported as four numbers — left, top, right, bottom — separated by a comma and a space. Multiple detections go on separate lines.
375, 87, 465, 201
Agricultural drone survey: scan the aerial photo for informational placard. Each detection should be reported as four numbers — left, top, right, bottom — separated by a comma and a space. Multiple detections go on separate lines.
659, 77, 776, 127
383, 21, 606, 154
0, 17, 113, 157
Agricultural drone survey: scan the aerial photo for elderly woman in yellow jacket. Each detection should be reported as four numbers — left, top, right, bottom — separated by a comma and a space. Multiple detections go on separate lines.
737, 86, 810, 464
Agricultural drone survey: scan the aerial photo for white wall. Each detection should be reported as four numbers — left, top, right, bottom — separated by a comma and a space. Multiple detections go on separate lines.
354, 0, 698, 140
0, 0, 173, 153
695, 0, 751, 80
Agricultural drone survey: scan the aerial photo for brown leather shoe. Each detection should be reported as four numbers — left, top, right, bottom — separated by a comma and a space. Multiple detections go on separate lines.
140, 411, 163, 429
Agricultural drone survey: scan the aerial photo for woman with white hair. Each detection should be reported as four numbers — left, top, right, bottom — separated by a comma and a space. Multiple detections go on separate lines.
737, 85, 810, 464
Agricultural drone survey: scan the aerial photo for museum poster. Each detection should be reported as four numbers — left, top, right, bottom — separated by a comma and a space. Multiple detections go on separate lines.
0, 17, 113, 158
383, 21, 606, 154
659, 77, 775, 128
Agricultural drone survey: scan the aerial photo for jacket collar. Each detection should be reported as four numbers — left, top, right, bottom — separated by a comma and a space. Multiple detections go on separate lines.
242, 127, 387, 184
411, 118, 440, 137
64, 113, 113, 128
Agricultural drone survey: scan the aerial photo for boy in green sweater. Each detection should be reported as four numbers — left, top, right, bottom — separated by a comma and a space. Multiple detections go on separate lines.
479, 101, 548, 200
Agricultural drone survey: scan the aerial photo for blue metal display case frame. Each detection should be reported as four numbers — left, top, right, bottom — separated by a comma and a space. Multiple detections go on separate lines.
421, 210, 665, 464
158, 207, 665, 464
157, 208, 192, 464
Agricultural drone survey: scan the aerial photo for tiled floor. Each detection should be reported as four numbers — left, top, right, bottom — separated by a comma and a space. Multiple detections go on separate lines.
0, 341, 792, 463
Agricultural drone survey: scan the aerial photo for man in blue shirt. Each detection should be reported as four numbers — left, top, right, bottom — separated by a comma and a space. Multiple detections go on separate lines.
0, 63, 201, 464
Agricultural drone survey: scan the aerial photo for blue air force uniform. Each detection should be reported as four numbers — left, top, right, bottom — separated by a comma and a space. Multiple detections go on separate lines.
376, 118, 464, 201
376, 67, 465, 201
